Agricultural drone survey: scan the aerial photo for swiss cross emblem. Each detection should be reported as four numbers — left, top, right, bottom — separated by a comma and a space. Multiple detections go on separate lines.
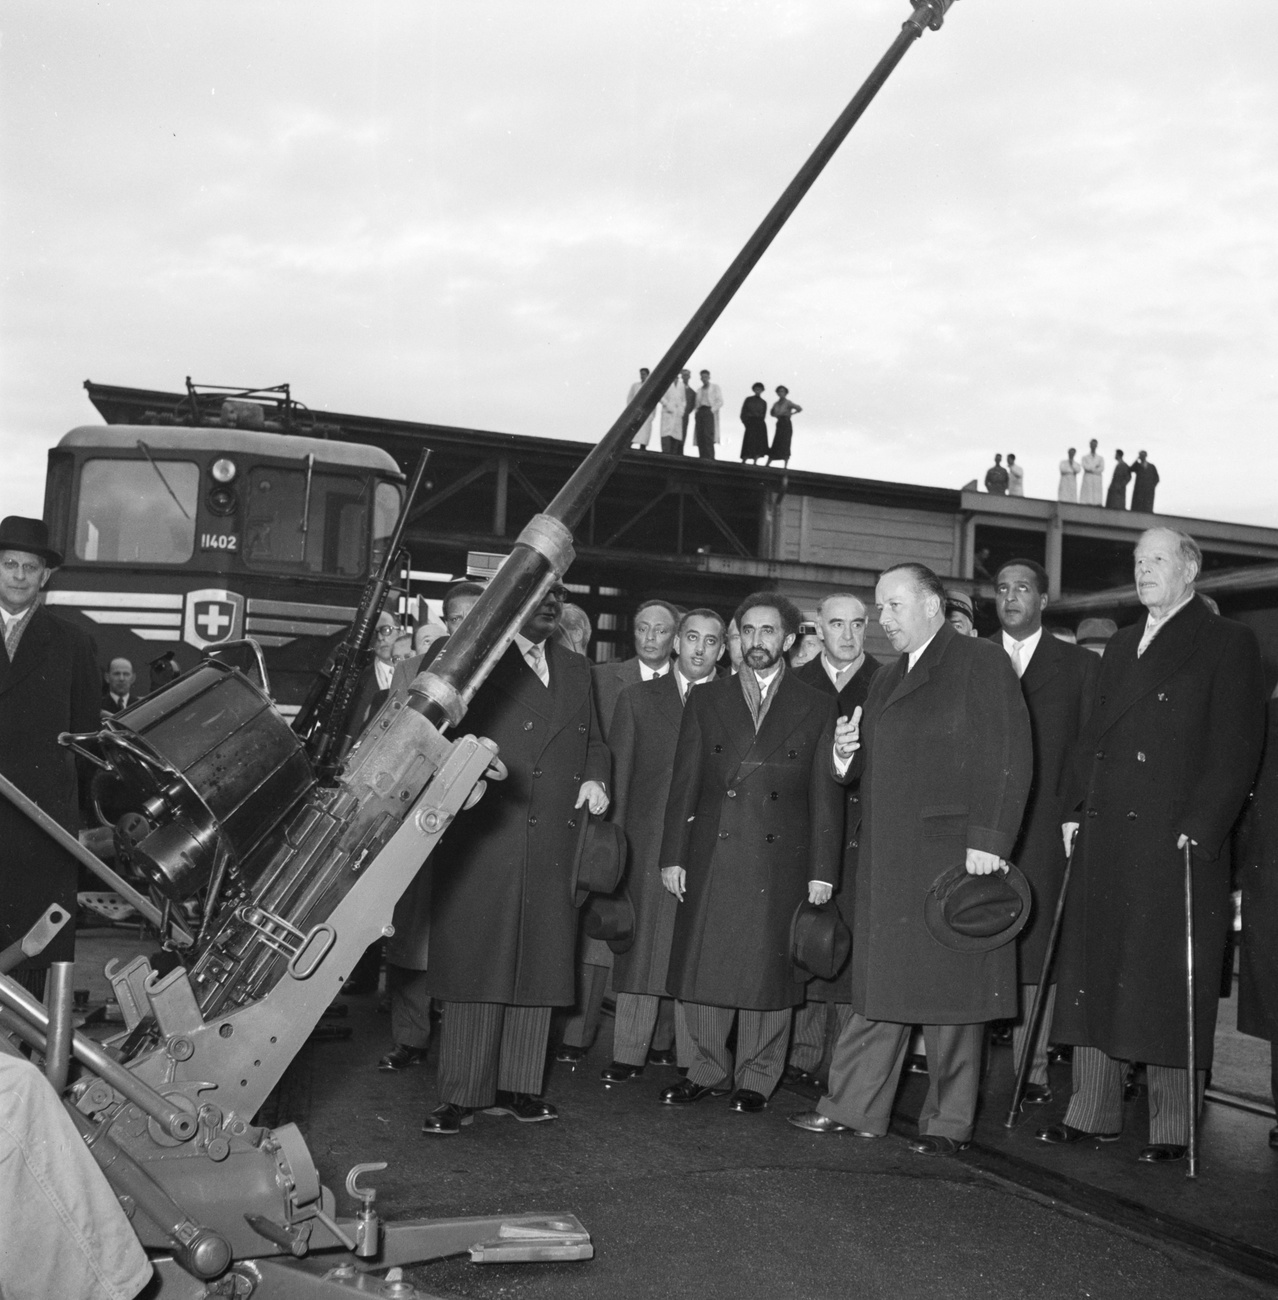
183, 589, 244, 650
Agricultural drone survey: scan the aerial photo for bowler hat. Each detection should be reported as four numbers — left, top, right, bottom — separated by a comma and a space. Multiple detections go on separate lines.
0, 516, 62, 568
570, 813, 627, 907
790, 900, 852, 980
581, 890, 636, 954
923, 862, 1031, 953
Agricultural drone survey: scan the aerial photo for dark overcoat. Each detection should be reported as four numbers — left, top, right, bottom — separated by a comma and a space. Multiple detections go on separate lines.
986, 632, 1098, 979
1053, 598, 1265, 1069
846, 623, 1033, 1024
0, 605, 101, 965
1236, 699, 1278, 1045
608, 673, 688, 996
792, 653, 883, 1002
420, 639, 610, 1006
592, 657, 644, 734
661, 670, 841, 1011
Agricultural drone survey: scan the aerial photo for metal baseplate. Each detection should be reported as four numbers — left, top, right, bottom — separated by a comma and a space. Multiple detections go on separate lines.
150, 1213, 592, 1297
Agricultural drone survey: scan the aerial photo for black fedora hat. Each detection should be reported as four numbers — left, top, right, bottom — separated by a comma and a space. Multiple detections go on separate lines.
570, 813, 627, 907
923, 862, 1031, 953
581, 891, 636, 954
790, 900, 851, 980
0, 516, 62, 568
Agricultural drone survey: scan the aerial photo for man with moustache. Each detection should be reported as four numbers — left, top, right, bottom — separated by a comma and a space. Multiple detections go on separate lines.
790, 563, 1031, 1153
785, 593, 883, 1084
659, 593, 842, 1112
600, 609, 726, 1083
419, 582, 610, 1134
1041, 529, 1264, 1161
991, 558, 1098, 1103
592, 599, 678, 733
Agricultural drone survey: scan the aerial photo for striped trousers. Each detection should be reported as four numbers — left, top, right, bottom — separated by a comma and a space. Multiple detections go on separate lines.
612, 993, 678, 1065
435, 1002, 553, 1108
789, 999, 850, 1073
681, 1003, 793, 1097
1062, 1045, 1205, 1145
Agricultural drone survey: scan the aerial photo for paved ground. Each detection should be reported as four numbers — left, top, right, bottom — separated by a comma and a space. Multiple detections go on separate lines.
70, 930, 1278, 1300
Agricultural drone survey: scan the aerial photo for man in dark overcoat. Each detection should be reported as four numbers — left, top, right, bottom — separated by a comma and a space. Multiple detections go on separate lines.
0, 517, 100, 985
991, 559, 1098, 1103
659, 593, 841, 1112
791, 562, 1032, 1154
601, 608, 725, 1083
785, 592, 882, 1084
591, 598, 677, 732
1043, 529, 1265, 1161
419, 583, 610, 1134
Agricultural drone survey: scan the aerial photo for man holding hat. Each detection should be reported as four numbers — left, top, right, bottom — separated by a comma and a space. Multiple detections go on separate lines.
0, 517, 100, 991
790, 562, 1032, 1154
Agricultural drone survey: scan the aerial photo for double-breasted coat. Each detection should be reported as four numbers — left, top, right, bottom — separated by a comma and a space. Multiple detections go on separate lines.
1235, 698, 1278, 1047
608, 672, 693, 996
661, 670, 841, 1011
987, 631, 1098, 980
792, 653, 883, 1002
0, 605, 100, 965
592, 657, 645, 735
1053, 597, 1265, 1069
419, 639, 610, 1006
846, 623, 1033, 1024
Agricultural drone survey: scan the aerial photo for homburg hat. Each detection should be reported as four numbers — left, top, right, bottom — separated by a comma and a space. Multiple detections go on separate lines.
581, 890, 636, 954
0, 516, 62, 568
570, 812, 627, 907
790, 900, 852, 980
923, 861, 1032, 953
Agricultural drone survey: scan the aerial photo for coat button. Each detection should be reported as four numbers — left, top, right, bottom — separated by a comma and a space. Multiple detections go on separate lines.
718, 831, 729, 839
528, 815, 538, 826
770, 792, 779, 801
523, 721, 534, 731
1127, 811, 1137, 820
532, 768, 542, 778
1136, 752, 1146, 763
578, 722, 587, 733
573, 772, 581, 781
713, 744, 723, 754
1157, 693, 1167, 702
850, 839, 859, 848
726, 790, 737, 799
765, 833, 776, 843
787, 750, 798, 759
1095, 750, 1104, 760
1086, 809, 1098, 818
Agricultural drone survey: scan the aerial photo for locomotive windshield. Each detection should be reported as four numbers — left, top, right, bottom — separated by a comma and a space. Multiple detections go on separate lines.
242, 466, 372, 577
75, 457, 200, 563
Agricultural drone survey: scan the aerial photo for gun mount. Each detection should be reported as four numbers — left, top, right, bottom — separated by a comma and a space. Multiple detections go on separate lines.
0, 6, 957, 1296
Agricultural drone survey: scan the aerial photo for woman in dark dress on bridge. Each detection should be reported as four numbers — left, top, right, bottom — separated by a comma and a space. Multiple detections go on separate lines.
739, 383, 769, 464
767, 386, 802, 467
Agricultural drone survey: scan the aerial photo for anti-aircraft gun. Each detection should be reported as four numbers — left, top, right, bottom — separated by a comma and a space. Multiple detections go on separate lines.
0, 5, 959, 1296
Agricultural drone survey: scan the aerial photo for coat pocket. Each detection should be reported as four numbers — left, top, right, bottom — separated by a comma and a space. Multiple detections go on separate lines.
920, 804, 968, 840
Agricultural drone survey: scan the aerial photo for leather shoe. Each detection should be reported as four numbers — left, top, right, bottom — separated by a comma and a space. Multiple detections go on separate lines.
1138, 1143, 1187, 1163
727, 1089, 767, 1113
908, 1135, 970, 1156
554, 1044, 586, 1063
601, 1061, 644, 1084
1036, 1123, 1120, 1145
1022, 1083, 1053, 1105
787, 1111, 879, 1137
782, 1065, 822, 1088
378, 1044, 427, 1072
647, 1048, 676, 1066
421, 1103, 474, 1135
483, 1091, 558, 1122
1269, 1125, 1278, 1150
659, 1079, 728, 1105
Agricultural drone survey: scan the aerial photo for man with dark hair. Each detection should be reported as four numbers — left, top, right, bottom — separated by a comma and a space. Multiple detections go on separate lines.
592, 598, 678, 732
1042, 527, 1264, 1161
658, 593, 841, 1112
785, 593, 883, 1085
601, 608, 727, 1083
984, 454, 1009, 495
992, 558, 1097, 1103
790, 562, 1032, 1153
0, 517, 100, 995
1129, 450, 1160, 513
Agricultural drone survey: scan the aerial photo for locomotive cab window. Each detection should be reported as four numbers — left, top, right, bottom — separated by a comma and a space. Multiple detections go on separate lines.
243, 466, 370, 577
74, 458, 199, 563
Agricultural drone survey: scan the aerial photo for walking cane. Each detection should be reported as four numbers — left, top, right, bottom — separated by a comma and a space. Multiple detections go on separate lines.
1183, 838, 1198, 1179
1004, 841, 1075, 1127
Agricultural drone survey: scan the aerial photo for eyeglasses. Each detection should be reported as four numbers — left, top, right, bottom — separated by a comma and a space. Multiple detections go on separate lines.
375, 625, 398, 638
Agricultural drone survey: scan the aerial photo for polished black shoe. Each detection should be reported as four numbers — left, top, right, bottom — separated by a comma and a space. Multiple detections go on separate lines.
782, 1065, 822, 1088
483, 1091, 558, 1122
1269, 1124, 1278, 1151
647, 1048, 677, 1066
908, 1135, 970, 1156
727, 1089, 767, 1114
786, 1110, 880, 1137
378, 1044, 427, 1072
1036, 1123, 1120, 1145
554, 1044, 586, 1063
1138, 1143, 1187, 1163
659, 1079, 729, 1105
421, 1103, 474, 1135
601, 1061, 644, 1084
1022, 1083, 1053, 1105
1047, 1044, 1073, 1065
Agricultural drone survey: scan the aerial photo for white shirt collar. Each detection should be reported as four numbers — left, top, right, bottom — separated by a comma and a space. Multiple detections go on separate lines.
821, 651, 864, 687
674, 666, 712, 699
754, 663, 782, 697
513, 633, 540, 655
1143, 589, 1196, 633
374, 658, 395, 691
1001, 626, 1043, 668
907, 627, 941, 671
0, 602, 35, 630
638, 659, 670, 680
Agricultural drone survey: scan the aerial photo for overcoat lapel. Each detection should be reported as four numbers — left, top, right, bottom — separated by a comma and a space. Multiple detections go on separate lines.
651, 671, 684, 733
1020, 631, 1063, 697
0, 607, 53, 700
709, 678, 757, 768
1094, 601, 1206, 738
730, 674, 810, 784
881, 622, 955, 712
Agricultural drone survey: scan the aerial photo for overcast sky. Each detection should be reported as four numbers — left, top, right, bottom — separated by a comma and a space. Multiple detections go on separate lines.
3, 1, 1276, 528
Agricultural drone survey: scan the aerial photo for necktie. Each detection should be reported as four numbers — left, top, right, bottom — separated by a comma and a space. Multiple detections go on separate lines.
1009, 641, 1024, 678
525, 642, 549, 686
114, 695, 124, 709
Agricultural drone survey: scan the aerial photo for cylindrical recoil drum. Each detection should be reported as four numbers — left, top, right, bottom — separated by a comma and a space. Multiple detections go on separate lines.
92, 661, 315, 900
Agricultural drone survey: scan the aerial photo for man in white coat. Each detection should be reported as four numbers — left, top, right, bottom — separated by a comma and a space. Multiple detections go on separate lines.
1079, 439, 1105, 506
1058, 448, 1080, 503
660, 376, 687, 454
628, 368, 656, 449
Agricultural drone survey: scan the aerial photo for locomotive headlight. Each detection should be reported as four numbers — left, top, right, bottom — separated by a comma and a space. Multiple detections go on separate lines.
211, 457, 238, 484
